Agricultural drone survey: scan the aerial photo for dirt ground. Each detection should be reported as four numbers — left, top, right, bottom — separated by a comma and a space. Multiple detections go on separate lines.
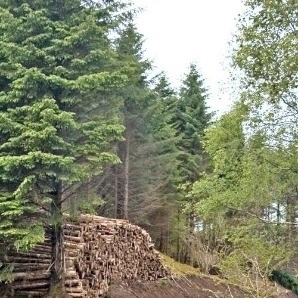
107, 276, 298, 298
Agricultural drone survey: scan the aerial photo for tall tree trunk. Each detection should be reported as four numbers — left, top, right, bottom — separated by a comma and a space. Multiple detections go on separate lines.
48, 182, 69, 297
176, 208, 181, 262
114, 165, 118, 219
123, 137, 130, 219
158, 230, 164, 252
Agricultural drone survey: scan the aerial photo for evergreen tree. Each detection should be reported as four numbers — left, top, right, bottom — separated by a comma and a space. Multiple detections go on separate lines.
0, 0, 129, 293
114, 22, 151, 219
95, 27, 182, 255
161, 64, 213, 263
175, 63, 212, 183
154, 72, 176, 99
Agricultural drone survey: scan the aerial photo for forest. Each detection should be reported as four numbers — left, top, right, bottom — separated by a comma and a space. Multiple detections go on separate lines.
0, 0, 297, 297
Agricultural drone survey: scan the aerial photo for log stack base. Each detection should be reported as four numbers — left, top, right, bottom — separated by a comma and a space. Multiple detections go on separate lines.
0, 215, 169, 297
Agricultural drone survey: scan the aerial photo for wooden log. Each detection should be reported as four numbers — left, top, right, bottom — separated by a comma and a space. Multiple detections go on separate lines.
64, 235, 83, 243
65, 286, 83, 293
11, 263, 50, 272
5, 256, 51, 264
12, 271, 50, 280
67, 293, 84, 298
64, 279, 81, 285
64, 242, 85, 250
14, 290, 48, 296
12, 281, 49, 290
12, 252, 51, 259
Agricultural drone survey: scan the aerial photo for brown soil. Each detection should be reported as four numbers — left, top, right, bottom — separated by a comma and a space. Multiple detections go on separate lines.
107, 276, 297, 298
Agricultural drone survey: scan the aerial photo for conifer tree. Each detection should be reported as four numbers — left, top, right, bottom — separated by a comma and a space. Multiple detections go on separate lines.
114, 23, 151, 219
169, 64, 213, 263
154, 72, 176, 99
95, 27, 182, 254
0, 0, 129, 293
175, 63, 212, 183
114, 29, 183, 228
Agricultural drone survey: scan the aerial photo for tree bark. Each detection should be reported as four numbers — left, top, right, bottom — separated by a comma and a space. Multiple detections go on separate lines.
123, 137, 130, 219
114, 165, 118, 219
48, 181, 70, 298
176, 208, 181, 262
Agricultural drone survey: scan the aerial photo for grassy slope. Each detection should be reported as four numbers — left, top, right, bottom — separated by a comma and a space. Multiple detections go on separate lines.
159, 253, 200, 277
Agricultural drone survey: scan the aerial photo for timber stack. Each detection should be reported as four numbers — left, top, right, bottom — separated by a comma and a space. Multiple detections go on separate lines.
0, 214, 169, 297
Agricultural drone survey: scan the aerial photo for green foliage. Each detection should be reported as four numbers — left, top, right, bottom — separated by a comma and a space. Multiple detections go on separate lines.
189, 104, 245, 223
220, 229, 289, 274
190, 101, 296, 291
0, 263, 13, 283
157, 64, 214, 264
234, 0, 298, 102
219, 231, 289, 296
192, 102, 298, 227
234, 0, 298, 147
154, 72, 176, 99
0, 0, 130, 250
270, 270, 298, 295
174, 64, 213, 183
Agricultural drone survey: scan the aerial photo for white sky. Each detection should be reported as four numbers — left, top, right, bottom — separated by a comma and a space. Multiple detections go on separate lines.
133, 0, 244, 116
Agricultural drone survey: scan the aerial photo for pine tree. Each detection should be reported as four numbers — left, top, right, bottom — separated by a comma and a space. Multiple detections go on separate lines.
0, 0, 129, 293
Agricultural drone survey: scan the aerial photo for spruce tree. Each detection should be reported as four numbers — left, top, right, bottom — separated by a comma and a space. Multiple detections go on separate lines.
95, 26, 182, 256
154, 72, 176, 99
111, 23, 151, 220
0, 0, 128, 293
175, 63, 212, 183
114, 25, 184, 230
168, 64, 213, 263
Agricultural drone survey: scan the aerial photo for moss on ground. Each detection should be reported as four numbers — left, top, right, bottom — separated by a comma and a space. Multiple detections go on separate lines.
159, 253, 200, 277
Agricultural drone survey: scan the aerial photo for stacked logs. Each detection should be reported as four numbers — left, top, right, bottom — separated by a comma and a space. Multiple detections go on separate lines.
0, 214, 169, 297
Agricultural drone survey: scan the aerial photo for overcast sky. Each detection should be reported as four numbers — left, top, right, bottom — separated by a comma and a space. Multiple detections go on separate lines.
132, 0, 244, 116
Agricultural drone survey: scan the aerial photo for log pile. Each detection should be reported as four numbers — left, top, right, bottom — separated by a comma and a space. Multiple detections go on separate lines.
0, 214, 169, 297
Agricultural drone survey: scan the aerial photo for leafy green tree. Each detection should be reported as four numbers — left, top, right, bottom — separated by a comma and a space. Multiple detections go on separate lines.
234, 0, 297, 104
190, 103, 295, 289
234, 0, 298, 145
0, 0, 128, 293
232, 0, 298, 278
189, 0, 298, 287
191, 103, 248, 218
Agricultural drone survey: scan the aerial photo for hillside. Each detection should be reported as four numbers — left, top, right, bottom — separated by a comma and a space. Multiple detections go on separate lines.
108, 276, 297, 298
107, 254, 297, 298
